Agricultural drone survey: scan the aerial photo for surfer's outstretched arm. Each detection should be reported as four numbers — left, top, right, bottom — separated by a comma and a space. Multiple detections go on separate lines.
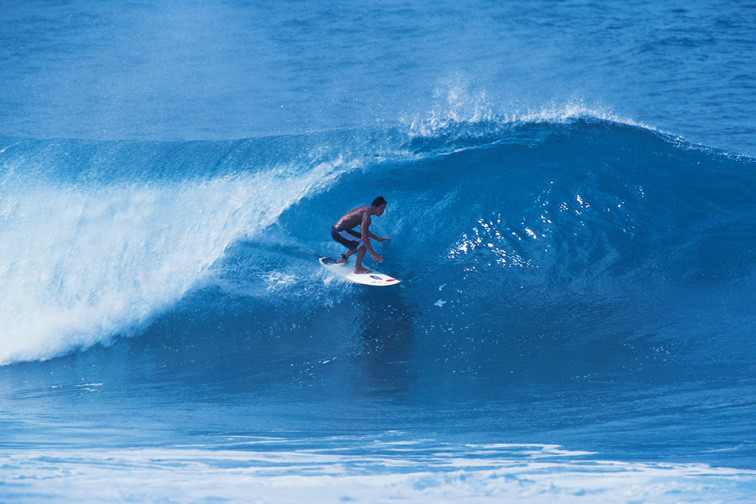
366, 230, 389, 242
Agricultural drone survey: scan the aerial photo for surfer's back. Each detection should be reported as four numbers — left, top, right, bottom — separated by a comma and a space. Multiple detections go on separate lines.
334, 205, 369, 231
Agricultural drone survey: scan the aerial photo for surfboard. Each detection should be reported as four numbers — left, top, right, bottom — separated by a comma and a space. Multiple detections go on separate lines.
319, 257, 400, 286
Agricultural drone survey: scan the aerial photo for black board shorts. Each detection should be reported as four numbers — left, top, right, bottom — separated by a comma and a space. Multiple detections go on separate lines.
331, 226, 362, 250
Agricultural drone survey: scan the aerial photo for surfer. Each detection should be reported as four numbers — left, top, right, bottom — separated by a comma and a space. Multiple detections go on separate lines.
331, 196, 390, 274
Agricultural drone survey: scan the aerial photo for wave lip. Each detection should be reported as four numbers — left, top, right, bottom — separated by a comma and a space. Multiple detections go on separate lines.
404, 92, 664, 139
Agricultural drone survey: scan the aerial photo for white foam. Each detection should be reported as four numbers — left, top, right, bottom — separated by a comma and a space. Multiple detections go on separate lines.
1, 442, 753, 503
0, 159, 350, 365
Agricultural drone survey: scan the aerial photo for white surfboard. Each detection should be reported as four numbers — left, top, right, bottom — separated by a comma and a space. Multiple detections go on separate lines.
319, 257, 401, 286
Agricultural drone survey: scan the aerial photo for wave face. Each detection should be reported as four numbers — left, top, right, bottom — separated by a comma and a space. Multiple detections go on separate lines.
1, 118, 754, 371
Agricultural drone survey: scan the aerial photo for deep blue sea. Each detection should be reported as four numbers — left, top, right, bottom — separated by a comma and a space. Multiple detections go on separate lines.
1, 1, 755, 502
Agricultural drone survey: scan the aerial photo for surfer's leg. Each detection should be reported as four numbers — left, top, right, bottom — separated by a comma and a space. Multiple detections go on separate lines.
335, 248, 356, 264
332, 227, 360, 263
354, 245, 371, 274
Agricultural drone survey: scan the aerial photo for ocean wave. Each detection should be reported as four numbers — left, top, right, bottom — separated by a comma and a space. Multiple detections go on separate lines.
0, 115, 753, 365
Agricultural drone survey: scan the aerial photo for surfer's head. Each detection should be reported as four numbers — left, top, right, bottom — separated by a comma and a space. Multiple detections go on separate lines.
371, 196, 387, 216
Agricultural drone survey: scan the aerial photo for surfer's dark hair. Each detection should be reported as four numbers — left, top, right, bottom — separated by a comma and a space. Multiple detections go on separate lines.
372, 196, 387, 207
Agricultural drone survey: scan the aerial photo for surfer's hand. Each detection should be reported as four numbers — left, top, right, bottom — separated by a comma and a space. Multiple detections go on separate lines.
372, 252, 383, 263
378, 237, 390, 243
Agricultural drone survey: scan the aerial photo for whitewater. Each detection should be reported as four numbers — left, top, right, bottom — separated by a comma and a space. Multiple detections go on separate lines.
1, 1, 755, 502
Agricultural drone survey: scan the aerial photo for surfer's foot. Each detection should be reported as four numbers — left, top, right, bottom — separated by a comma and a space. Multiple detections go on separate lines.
354, 266, 372, 274
335, 254, 349, 264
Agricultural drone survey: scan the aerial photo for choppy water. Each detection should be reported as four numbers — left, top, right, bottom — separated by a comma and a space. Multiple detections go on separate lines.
1, 1, 755, 502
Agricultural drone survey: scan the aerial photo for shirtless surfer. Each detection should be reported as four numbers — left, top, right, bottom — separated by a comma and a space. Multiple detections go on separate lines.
330, 196, 390, 274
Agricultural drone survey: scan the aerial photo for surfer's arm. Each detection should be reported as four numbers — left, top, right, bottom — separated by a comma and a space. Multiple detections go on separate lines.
366, 230, 389, 242
361, 214, 382, 259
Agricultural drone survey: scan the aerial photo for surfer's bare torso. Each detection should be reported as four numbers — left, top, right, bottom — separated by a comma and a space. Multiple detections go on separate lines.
334, 205, 372, 231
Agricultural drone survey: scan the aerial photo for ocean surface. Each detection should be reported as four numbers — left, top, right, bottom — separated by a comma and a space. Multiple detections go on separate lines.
1, 1, 755, 502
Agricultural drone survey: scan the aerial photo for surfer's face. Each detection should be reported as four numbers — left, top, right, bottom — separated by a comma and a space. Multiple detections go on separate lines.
375, 204, 386, 216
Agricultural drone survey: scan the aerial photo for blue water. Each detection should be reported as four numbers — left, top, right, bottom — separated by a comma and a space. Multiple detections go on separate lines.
1, 1, 755, 502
